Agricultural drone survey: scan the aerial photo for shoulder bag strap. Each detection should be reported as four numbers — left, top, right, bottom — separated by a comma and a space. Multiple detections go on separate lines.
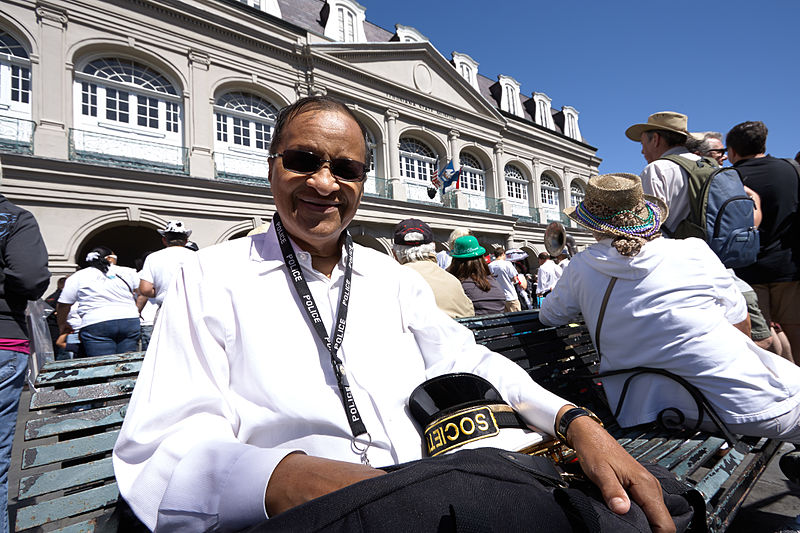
594, 277, 618, 356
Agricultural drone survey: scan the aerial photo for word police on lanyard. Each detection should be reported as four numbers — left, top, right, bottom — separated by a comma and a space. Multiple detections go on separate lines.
273, 213, 372, 464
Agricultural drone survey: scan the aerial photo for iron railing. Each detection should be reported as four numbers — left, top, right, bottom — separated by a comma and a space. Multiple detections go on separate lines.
0, 115, 34, 154
513, 205, 540, 223
69, 128, 188, 174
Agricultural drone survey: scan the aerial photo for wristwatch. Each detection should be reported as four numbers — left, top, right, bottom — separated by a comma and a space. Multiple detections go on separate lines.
555, 406, 603, 446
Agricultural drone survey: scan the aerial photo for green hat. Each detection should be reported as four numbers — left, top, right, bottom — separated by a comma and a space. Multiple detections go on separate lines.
450, 235, 486, 259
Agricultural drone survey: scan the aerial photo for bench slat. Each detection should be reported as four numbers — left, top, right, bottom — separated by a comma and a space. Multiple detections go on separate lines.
25, 405, 126, 440
36, 362, 142, 386
18, 457, 114, 499
22, 431, 119, 469
670, 436, 726, 479
694, 446, 748, 502
36, 353, 144, 373
14, 482, 119, 530
51, 518, 103, 533
30, 380, 136, 409
637, 436, 694, 463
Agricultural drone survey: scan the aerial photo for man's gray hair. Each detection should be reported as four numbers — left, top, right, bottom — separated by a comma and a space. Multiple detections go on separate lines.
686, 131, 723, 155
393, 242, 437, 265
447, 228, 471, 248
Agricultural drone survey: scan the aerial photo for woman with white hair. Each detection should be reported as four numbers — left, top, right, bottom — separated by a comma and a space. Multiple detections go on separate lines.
538, 173, 800, 480
57, 247, 140, 357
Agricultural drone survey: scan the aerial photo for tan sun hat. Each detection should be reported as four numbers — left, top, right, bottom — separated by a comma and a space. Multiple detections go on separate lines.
563, 173, 668, 239
625, 111, 689, 142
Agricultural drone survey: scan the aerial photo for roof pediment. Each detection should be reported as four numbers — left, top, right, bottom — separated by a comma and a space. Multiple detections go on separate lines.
311, 41, 504, 123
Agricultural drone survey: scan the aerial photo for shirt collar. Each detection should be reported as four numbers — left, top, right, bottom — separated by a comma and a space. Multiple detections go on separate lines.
251, 222, 369, 277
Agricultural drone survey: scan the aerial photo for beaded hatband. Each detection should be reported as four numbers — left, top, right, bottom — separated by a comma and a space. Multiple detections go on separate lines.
573, 200, 662, 237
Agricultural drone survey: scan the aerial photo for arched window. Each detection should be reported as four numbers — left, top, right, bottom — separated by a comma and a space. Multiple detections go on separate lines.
0, 29, 32, 120
399, 137, 436, 182
459, 153, 485, 193
541, 175, 560, 208
214, 92, 277, 152
570, 182, 585, 206
505, 164, 527, 201
213, 91, 278, 182
72, 57, 184, 171
338, 7, 356, 42
74, 58, 181, 135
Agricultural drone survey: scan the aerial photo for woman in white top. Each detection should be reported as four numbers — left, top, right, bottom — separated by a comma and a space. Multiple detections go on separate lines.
57, 247, 140, 357
539, 173, 800, 479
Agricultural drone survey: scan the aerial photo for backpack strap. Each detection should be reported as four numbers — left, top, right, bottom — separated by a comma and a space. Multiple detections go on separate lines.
656, 155, 719, 236
594, 276, 618, 356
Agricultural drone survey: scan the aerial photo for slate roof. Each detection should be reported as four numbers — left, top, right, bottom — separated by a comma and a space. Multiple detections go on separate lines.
271, 0, 572, 139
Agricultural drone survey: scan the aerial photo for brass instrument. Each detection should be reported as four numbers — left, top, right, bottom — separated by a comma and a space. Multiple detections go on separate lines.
544, 221, 577, 258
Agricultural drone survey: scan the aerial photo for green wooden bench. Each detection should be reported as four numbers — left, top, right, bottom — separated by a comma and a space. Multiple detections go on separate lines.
458, 310, 783, 533
9, 352, 144, 532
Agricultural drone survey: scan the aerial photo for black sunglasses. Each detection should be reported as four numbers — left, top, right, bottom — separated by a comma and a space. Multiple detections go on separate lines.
708, 148, 727, 154
269, 149, 368, 182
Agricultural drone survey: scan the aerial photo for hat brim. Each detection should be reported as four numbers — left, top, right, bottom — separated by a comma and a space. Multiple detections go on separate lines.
625, 123, 688, 142
158, 229, 192, 237
563, 194, 669, 238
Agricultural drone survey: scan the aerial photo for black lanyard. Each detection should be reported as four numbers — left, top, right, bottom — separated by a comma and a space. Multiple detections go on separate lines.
272, 214, 371, 462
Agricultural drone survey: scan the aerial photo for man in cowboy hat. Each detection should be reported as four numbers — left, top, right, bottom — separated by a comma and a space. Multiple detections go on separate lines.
539, 173, 800, 482
625, 111, 700, 235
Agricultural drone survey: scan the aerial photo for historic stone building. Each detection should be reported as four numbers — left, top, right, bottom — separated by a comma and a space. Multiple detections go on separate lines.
0, 0, 599, 284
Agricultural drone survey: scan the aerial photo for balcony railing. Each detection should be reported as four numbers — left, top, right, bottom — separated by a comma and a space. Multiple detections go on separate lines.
405, 179, 443, 206
69, 129, 188, 174
215, 152, 269, 187
364, 175, 391, 199
0, 115, 34, 154
513, 204, 540, 223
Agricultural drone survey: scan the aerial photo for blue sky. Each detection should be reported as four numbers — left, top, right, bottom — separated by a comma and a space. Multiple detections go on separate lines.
364, 1, 800, 173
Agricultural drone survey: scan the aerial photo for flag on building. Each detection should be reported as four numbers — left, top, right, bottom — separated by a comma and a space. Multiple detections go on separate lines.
435, 160, 460, 192
442, 168, 461, 191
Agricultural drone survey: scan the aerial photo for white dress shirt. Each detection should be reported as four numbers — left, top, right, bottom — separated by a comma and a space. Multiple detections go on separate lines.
113, 224, 568, 531
539, 237, 800, 428
536, 259, 559, 295
639, 146, 700, 233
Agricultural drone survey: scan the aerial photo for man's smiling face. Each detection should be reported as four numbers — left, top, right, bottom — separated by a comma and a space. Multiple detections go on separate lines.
268, 108, 366, 256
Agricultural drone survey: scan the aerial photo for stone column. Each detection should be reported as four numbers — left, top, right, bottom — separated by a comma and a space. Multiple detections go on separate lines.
561, 166, 571, 226
447, 129, 460, 161
531, 158, 544, 222
385, 109, 405, 201
188, 50, 215, 179
34, 5, 69, 159
495, 142, 513, 216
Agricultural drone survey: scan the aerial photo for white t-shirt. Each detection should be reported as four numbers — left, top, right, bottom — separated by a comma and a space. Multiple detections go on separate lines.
536, 259, 560, 295
58, 265, 139, 328
139, 246, 195, 306
488, 259, 519, 301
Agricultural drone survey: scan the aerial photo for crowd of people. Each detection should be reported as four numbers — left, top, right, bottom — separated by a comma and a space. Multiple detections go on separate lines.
1, 96, 799, 531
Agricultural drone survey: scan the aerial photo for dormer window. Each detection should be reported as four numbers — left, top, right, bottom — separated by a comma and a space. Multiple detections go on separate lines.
532, 92, 555, 130
451, 52, 479, 91
498, 75, 522, 117
323, 0, 367, 43
562, 106, 582, 141
394, 24, 427, 43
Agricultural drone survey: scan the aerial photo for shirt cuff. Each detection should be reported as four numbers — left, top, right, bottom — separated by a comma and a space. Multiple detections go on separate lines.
218, 446, 298, 528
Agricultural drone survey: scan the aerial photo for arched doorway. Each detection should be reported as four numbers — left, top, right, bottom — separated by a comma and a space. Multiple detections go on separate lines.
78, 225, 162, 270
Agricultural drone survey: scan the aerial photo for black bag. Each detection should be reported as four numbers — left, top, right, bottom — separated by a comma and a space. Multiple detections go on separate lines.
251, 447, 702, 533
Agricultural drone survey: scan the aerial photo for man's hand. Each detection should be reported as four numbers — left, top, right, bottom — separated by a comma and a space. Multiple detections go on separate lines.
265, 453, 385, 517
561, 407, 676, 533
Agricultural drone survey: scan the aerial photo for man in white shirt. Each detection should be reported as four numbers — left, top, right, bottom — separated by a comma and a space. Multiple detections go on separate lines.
536, 252, 560, 298
488, 247, 526, 312
625, 111, 699, 236
138, 220, 195, 309
113, 96, 674, 532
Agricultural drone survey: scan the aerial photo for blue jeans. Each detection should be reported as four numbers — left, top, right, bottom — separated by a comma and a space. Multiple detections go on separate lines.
139, 324, 154, 352
0, 350, 27, 533
79, 318, 140, 357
